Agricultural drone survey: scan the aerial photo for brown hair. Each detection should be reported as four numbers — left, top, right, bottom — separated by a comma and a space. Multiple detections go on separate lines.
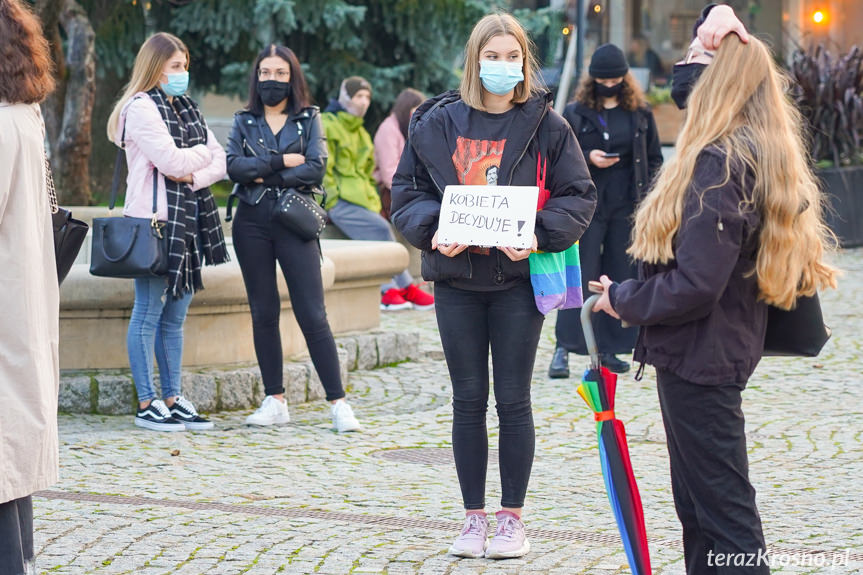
107, 32, 189, 143
0, 0, 55, 104
460, 13, 542, 111
573, 71, 647, 112
390, 88, 425, 139
245, 44, 311, 116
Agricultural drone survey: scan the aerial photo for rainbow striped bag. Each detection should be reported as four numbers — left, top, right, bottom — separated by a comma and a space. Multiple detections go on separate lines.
528, 243, 583, 315
528, 132, 583, 315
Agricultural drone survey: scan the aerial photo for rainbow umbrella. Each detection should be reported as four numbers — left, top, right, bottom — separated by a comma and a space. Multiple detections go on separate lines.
577, 294, 652, 575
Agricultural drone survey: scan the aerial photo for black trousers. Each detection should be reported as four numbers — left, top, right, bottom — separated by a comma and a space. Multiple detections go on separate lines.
555, 201, 637, 355
434, 281, 544, 509
657, 369, 770, 575
0, 496, 33, 575
232, 196, 344, 401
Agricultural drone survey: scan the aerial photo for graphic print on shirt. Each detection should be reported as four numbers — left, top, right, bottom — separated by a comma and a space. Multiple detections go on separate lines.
452, 136, 506, 186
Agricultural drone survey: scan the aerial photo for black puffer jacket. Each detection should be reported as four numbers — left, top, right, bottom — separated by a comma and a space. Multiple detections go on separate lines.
390, 90, 596, 287
609, 147, 766, 385
225, 106, 326, 219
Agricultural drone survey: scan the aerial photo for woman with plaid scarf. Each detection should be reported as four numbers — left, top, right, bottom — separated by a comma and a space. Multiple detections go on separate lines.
106, 32, 229, 432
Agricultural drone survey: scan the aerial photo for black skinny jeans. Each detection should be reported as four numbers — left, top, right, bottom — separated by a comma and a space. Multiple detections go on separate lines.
232, 194, 344, 401
0, 496, 33, 575
435, 280, 544, 510
657, 369, 769, 575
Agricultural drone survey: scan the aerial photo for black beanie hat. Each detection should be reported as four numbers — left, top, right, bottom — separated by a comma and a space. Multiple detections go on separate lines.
589, 44, 629, 79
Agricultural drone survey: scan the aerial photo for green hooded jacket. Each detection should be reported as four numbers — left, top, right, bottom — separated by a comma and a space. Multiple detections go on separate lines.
321, 110, 381, 212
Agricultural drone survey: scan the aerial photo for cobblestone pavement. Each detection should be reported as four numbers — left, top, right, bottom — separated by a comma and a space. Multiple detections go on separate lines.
32, 248, 863, 574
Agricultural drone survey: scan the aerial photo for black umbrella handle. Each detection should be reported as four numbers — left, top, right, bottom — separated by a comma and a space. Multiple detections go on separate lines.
581, 294, 602, 371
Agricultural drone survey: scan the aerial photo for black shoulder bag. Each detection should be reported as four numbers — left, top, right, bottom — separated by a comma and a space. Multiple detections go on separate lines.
89, 143, 169, 278
47, 156, 89, 285
270, 117, 328, 241
763, 293, 831, 357
272, 186, 328, 241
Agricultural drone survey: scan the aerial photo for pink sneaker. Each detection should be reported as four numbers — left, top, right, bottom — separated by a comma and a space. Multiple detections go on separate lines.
485, 511, 530, 559
448, 513, 489, 558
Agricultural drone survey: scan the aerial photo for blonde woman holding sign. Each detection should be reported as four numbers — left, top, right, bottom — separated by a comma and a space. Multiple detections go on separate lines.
391, 13, 595, 559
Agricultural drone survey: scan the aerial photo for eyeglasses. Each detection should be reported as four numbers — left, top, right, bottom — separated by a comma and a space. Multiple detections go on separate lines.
683, 45, 715, 65
258, 69, 290, 81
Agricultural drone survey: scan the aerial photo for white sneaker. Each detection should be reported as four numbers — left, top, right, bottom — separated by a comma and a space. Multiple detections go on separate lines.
246, 396, 291, 426
331, 400, 361, 432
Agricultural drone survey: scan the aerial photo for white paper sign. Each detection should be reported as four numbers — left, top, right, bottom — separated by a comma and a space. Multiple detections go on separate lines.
437, 185, 539, 249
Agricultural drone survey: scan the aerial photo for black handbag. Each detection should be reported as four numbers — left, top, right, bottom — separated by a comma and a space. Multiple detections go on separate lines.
271, 186, 328, 241
89, 149, 168, 278
763, 293, 831, 357
46, 157, 88, 285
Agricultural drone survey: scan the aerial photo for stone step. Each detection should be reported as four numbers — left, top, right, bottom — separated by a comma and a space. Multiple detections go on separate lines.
58, 330, 420, 415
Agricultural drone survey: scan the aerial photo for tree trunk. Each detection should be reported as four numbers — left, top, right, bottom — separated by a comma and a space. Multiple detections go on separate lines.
42, 0, 96, 205
38, 0, 65, 147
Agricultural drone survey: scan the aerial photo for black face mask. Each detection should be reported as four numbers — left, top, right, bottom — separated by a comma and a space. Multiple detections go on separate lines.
257, 80, 291, 107
595, 81, 624, 98
670, 63, 707, 109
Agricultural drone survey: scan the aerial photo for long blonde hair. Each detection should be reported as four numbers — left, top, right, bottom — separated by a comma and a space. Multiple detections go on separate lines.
106, 32, 189, 144
629, 36, 838, 310
460, 13, 542, 111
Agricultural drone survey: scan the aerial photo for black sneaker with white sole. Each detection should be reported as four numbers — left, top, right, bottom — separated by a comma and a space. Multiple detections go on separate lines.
169, 396, 214, 430
134, 399, 186, 432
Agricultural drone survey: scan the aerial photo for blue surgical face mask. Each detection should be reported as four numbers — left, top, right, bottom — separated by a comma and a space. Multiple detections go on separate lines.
479, 60, 524, 96
160, 71, 189, 97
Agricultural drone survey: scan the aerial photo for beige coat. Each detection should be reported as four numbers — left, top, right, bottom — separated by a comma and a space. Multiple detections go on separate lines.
0, 102, 60, 503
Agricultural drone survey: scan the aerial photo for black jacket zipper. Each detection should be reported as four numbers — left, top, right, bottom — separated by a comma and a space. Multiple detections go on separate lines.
242, 138, 269, 205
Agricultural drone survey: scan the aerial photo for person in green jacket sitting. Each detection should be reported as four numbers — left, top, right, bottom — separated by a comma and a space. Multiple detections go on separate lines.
322, 76, 434, 311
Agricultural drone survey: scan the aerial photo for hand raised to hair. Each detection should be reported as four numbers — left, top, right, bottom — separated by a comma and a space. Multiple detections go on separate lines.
698, 4, 749, 50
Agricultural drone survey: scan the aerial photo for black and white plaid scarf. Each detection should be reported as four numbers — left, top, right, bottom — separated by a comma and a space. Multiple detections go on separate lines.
147, 88, 228, 298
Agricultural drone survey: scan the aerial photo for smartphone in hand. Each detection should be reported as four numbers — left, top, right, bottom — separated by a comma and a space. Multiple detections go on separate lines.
588, 280, 604, 294
602, 152, 620, 158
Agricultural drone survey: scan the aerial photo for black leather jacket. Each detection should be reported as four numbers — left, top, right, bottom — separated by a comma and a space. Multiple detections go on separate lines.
225, 106, 326, 219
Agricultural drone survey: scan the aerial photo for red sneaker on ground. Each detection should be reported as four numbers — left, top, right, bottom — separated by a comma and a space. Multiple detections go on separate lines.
401, 284, 435, 310
381, 288, 412, 311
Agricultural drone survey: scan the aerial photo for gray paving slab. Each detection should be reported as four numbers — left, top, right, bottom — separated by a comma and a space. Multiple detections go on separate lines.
28, 248, 863, 574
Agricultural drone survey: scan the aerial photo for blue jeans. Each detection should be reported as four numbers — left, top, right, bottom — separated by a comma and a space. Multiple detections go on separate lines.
328, 199, 413, 292
127, 276, 193, 402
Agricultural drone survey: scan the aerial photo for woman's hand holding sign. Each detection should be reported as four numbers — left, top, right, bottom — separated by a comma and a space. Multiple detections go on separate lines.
499, 234, 537, 262
432, 230, 468, 258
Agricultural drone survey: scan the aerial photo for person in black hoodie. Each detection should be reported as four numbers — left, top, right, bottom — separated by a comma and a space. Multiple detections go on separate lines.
594, 25, 838, 575
548, 43, 662, 378
391, 13, 595, 560
225, 45, 361, 433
